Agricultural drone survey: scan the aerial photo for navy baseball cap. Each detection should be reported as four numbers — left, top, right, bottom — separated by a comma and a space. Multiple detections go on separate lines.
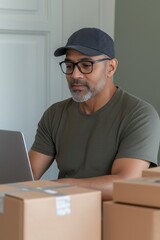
54, 27, 115, 58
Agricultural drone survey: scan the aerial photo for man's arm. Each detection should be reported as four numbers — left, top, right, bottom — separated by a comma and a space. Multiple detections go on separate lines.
54, 158, 150, 201
29, 150, 53, 180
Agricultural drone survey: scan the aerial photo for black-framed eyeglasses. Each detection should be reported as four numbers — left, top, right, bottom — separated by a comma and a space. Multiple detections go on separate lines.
59, 57, 111, 75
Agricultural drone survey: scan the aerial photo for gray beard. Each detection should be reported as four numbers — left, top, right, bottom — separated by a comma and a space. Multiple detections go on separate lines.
70, 90, 93, 103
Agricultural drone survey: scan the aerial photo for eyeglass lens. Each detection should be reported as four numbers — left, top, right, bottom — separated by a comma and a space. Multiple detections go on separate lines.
61, 61, 93, 74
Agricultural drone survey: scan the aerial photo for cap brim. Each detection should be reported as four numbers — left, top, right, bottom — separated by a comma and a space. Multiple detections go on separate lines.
54, 45, 103, 57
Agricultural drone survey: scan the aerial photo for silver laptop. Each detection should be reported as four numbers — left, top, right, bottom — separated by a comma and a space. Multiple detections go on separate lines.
0, 129, 34, 184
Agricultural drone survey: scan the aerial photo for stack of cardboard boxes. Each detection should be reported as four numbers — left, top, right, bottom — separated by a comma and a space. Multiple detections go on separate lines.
0, 180, 101, 240
103, 167, 160, 240
2, 167, 160, 240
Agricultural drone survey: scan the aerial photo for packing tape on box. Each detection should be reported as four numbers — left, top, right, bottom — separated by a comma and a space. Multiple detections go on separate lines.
0, 184, 72, 215
56, 195, 71, 216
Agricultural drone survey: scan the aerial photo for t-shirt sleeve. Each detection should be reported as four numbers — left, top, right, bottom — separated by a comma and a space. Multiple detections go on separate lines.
31, 107, 56, 157
115, 103, 160, 166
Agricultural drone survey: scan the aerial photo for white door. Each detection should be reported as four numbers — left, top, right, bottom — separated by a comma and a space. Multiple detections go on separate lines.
0, 0, 61, 149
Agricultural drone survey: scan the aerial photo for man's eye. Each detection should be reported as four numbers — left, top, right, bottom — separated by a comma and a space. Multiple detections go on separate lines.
66, 63, 73, 69
81, 62, 92, 68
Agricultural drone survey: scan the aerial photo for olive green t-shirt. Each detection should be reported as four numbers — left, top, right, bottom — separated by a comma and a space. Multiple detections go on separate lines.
31, 88, 160, 178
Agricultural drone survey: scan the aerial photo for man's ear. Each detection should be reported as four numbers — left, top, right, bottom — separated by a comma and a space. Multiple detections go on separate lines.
107, 58, 118, 77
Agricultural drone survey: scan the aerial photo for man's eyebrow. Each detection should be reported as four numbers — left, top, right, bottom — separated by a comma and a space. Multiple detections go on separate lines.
64, 57, 93, 62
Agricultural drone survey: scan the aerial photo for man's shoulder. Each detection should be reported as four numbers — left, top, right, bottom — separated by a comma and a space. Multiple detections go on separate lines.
118, 88, 145, 105
118, 88, 157, 112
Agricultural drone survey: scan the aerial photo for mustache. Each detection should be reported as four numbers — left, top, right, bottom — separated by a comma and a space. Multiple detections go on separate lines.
69, 79, 89, 87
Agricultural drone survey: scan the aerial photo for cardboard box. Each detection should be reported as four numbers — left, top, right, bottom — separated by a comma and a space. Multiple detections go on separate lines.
103, 201, 160, 240
0, 180, 101, 240
113, 177, 160, 208
142, 167, 160, 177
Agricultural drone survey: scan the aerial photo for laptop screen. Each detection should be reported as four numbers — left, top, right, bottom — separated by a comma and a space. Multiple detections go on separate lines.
0, 129, 34, 184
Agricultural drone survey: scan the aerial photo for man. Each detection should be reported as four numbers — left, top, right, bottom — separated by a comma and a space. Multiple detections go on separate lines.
29, 27, 160, 201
